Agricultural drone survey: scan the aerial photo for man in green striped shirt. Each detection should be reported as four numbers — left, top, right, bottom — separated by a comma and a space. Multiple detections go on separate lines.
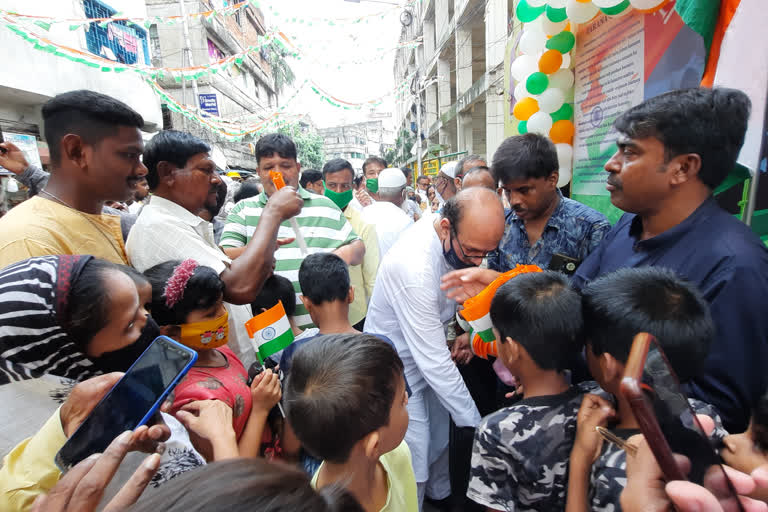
221, 134, 365, 328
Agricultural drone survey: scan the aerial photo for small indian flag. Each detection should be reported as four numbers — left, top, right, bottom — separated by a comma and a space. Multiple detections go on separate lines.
460, 265, 543, 359
245, 301, 295, 362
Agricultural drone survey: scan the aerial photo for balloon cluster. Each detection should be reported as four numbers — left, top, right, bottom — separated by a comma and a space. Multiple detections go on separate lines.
510, 0, 668, 187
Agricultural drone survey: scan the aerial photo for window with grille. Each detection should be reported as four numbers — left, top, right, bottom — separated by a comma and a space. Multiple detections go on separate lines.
83, 0, 150, 65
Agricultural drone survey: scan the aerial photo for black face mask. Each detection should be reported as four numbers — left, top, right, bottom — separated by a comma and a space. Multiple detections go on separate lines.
90, 316, 161, 373
443, 231, 475, 270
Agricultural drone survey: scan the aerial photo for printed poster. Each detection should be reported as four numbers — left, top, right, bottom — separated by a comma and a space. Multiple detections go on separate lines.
570, 1, 706, 222
1, 132, 42, 173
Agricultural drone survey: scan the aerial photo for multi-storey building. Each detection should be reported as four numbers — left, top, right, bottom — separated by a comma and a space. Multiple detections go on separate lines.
320, 118, 395, 173
145, 0, 279, 170
393, 0, 512, 170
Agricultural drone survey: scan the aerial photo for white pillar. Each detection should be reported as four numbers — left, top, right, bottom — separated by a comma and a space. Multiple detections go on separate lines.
458, 111, 474, 154
426, 81, 438, 134
435, 0, 449, 49
456, 25, 473, 153
455, 26, 472, 97
485, 0, 507, 159
423, 17, 436, 64
437, 57, 451, 147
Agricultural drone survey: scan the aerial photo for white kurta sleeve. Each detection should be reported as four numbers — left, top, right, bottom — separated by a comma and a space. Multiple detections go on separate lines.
390, 282, 481, 427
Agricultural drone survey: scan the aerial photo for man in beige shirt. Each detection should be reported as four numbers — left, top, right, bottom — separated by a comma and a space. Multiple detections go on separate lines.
0, 90, 147, 268
127, 130, 302, 367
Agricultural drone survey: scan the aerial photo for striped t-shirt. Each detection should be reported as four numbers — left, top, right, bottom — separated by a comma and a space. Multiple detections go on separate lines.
220, 187, 360, 328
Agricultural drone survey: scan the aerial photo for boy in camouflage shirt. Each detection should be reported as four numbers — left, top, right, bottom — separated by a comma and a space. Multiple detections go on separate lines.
467, 271, 602, 511
567, 267, 725, 512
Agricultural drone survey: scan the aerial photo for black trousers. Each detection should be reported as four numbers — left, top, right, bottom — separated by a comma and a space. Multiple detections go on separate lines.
449, 356, 500, 511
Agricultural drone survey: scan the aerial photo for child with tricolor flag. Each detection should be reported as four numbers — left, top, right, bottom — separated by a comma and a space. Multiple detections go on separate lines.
145, 259, 282, 461
247, 273, 319, 366
465, 270, 603, 512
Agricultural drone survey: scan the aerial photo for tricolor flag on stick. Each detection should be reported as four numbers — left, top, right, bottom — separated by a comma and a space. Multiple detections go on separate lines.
459, 265, 542, 359
245, 301, 295, 363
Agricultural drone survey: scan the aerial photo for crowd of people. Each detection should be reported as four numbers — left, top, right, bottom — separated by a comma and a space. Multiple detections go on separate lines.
0, 85, 767, 512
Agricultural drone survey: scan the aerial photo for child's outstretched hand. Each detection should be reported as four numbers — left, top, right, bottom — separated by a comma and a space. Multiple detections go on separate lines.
250, 368, 282, 413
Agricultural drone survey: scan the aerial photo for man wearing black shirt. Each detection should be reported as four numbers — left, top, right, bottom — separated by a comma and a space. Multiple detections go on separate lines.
572, 87, 768, 433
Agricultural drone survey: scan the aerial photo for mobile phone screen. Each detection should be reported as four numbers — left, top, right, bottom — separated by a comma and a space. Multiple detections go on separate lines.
55, 336, 196, 470
642, 341, 728, 485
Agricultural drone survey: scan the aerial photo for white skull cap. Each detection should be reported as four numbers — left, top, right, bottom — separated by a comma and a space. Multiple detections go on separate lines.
378, 167, 406, 188
440, 161, 458, 178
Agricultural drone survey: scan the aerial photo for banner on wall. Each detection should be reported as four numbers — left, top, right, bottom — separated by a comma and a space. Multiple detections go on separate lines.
570, 1, 706, 223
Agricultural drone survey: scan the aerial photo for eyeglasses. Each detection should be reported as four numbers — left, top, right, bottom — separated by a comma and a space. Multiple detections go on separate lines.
451, 227, 489, 262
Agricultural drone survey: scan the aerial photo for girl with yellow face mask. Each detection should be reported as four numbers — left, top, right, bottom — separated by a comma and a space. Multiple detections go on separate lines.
145, 259, 281, 461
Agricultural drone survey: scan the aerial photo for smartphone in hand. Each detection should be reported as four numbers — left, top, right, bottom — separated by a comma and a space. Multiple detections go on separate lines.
55, 336, 197, 471
620, 333, 744, 510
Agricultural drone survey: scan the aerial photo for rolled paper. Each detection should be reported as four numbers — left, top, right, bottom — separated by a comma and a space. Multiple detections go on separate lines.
460, 265, 543, 359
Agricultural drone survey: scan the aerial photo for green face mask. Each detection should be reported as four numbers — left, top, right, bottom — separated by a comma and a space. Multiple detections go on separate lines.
324, 183, 354, 210
366, 178, 379, 194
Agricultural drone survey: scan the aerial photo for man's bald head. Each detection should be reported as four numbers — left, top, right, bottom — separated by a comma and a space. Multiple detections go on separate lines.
438, 187, 504, 266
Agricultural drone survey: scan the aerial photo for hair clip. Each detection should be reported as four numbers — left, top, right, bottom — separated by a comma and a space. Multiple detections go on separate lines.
164, 259, 199, 308
596, 426, 638, 457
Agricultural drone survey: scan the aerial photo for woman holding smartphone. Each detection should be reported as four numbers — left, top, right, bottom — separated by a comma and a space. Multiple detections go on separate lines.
0, 255, 178, 510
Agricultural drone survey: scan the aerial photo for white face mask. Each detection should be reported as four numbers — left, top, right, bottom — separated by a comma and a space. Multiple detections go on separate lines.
434, 187, 445, 205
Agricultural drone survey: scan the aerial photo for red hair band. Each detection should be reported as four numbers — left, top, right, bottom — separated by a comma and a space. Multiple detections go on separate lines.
164, 259, 199, 308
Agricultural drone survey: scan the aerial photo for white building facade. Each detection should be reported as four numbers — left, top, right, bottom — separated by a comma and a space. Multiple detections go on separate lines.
393, 0, 512, 169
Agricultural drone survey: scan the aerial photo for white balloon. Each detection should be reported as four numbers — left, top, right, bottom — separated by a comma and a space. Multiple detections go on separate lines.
514, 82, 530, 101
549, 68, 574, 90
555, 143, 574, 168
557, 167, 572, 188
540, 16, 568, 36
510, 55, 538, 82
592, 0, 624, 7
538, 88, 566, 113
526, 0, 548, 6
519, 28, 548, 55
527, 111, 553, 135
547, 0, 567, 8
566, 0, 599, 24
560, 52, 571, 69
628, 0, 666, 8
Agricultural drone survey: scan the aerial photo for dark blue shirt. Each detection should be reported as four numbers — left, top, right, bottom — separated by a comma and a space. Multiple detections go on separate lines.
487, 191, 611, 272
573, 197, 768, 432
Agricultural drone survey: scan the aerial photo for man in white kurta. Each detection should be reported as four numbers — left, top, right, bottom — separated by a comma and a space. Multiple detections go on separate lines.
365, 187, 505, 507
361, 167, 414, 257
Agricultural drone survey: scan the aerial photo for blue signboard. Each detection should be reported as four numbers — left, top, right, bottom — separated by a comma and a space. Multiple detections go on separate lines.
199, 93, 219, 117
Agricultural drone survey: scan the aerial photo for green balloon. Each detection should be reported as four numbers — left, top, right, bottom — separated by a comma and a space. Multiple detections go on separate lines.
546, 31, 576, 54
526, 72, 549, 95
551, 103, 574, 122
600, 0, 631, 16
545, 6, 568, 23
518, 120, 528, 134
515, 0, 545, 23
